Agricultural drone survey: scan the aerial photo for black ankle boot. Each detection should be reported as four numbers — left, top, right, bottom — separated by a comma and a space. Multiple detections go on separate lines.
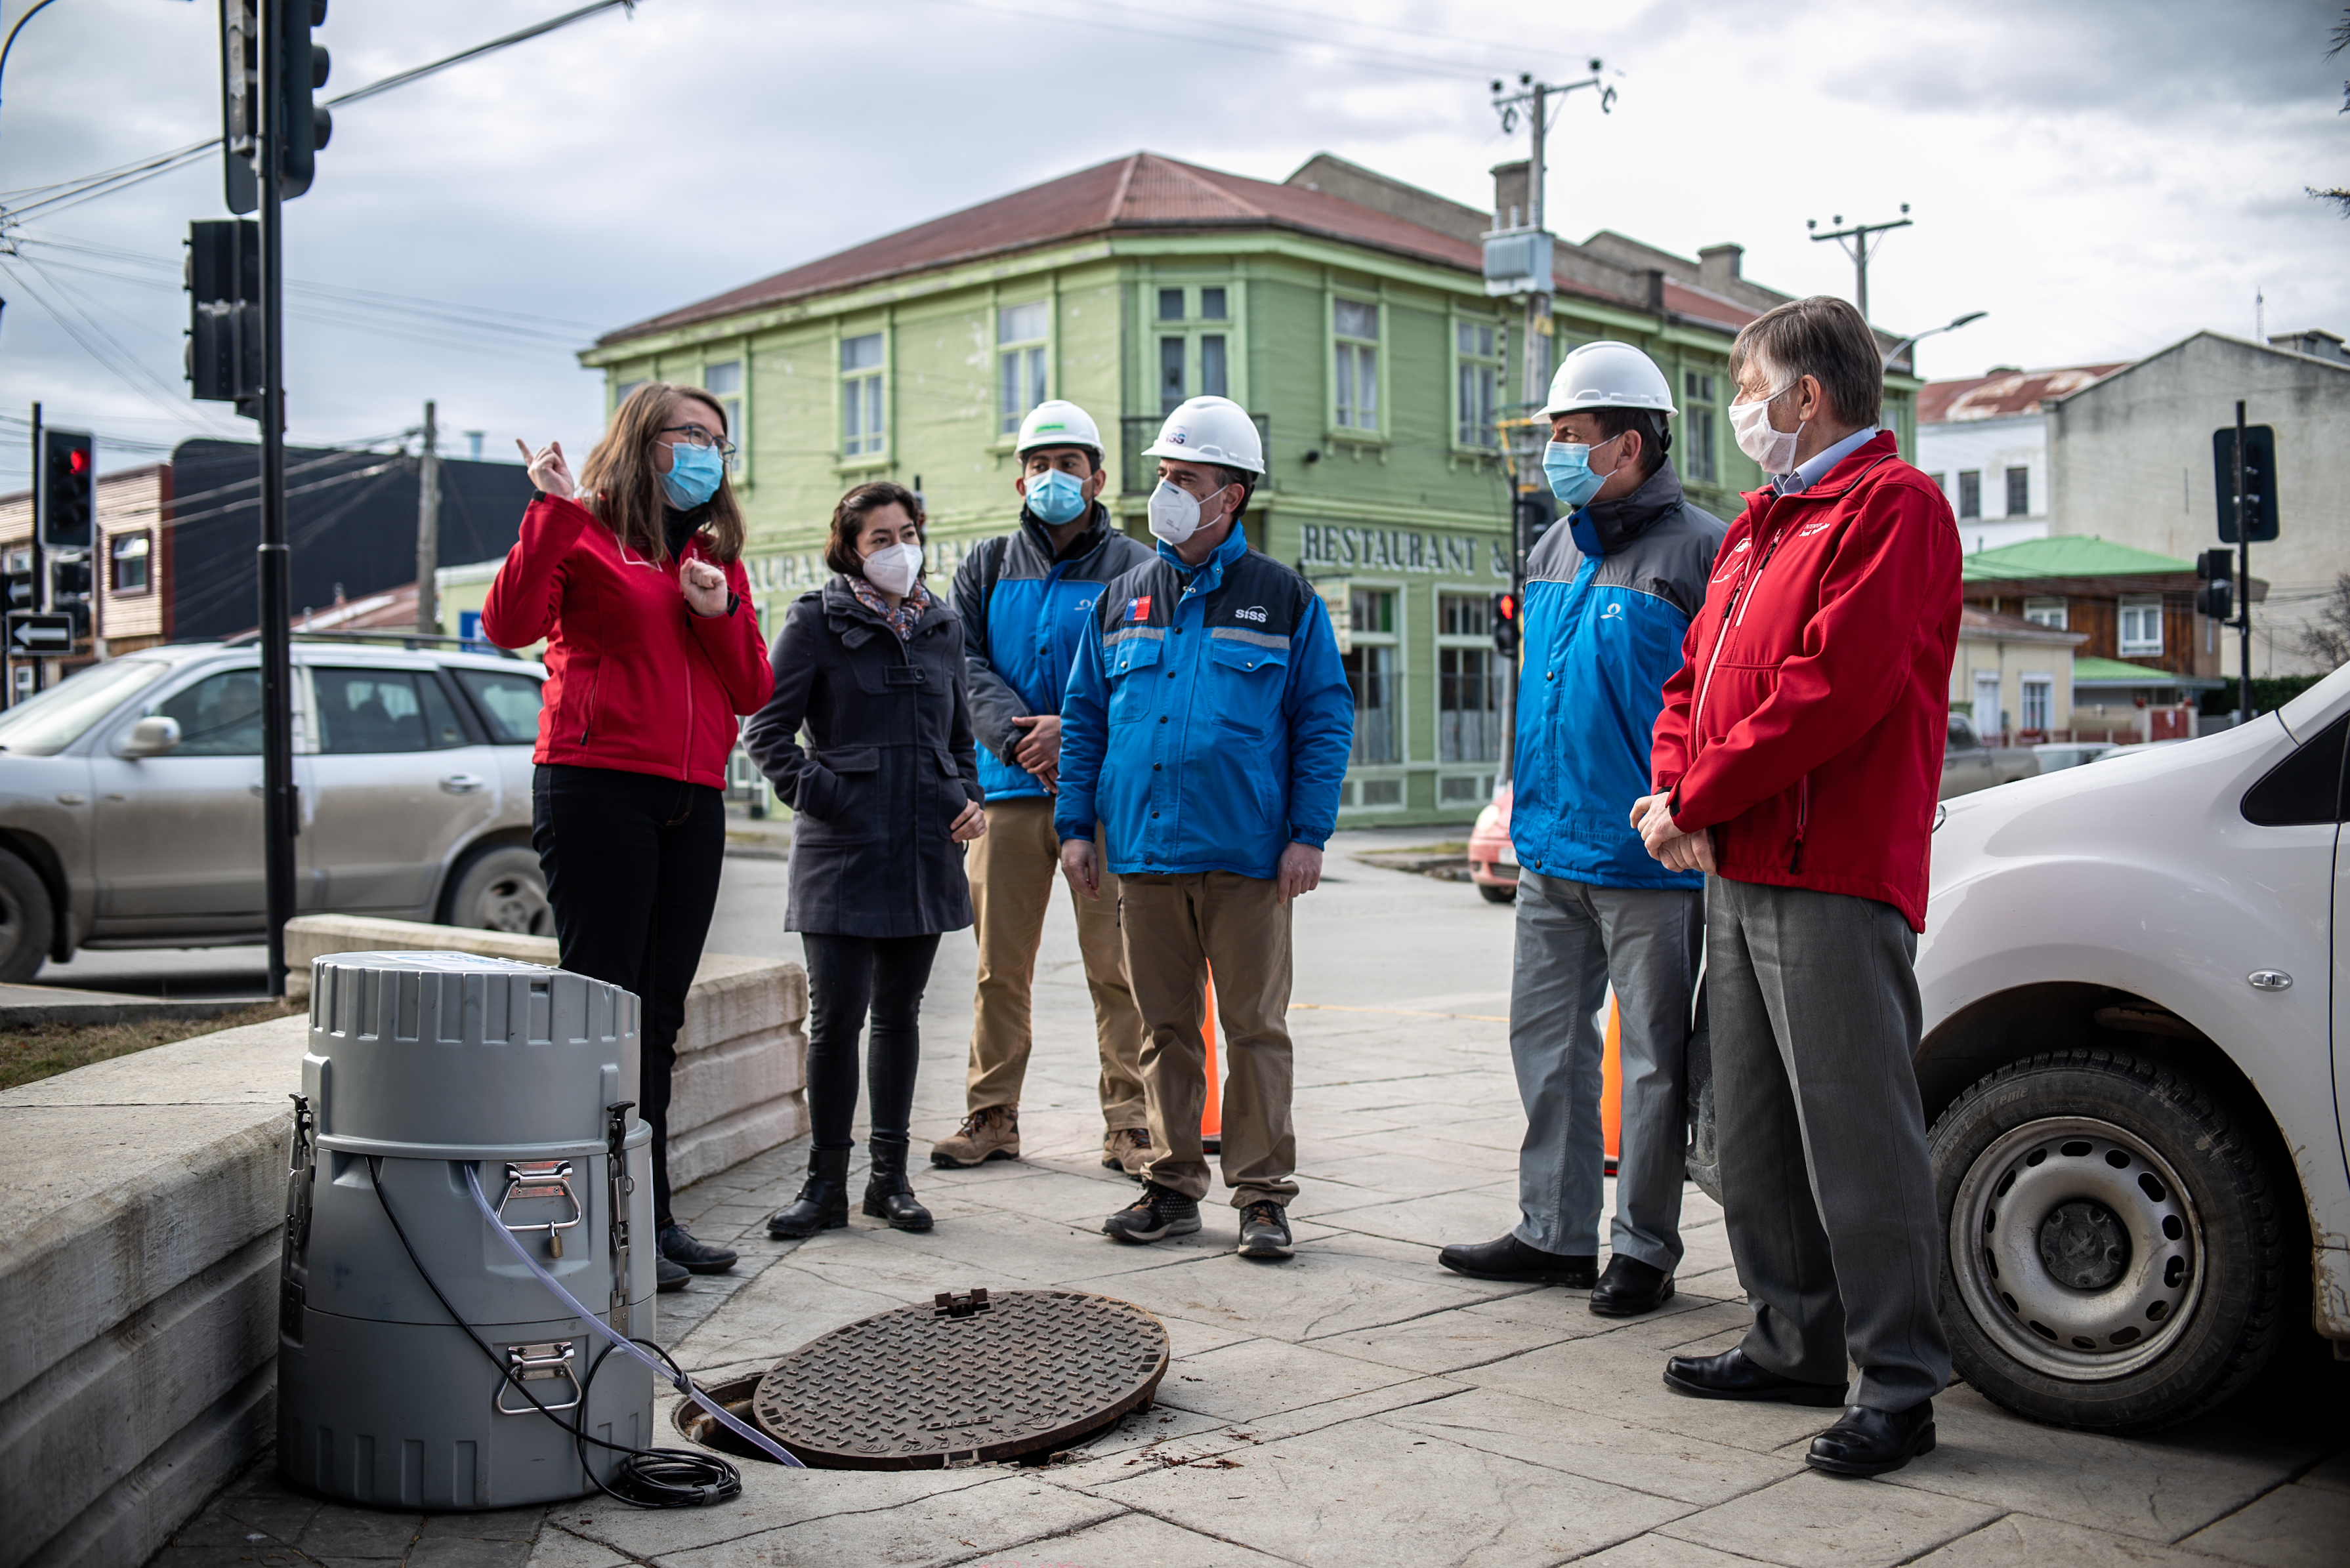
766, 1145, 850, 1239
862, 1136, 933, 1231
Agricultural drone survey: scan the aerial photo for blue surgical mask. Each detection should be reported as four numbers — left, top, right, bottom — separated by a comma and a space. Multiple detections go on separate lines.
1542, 436, 1622, 512
660, 442, 725, 510
1025, 468, 1087, 526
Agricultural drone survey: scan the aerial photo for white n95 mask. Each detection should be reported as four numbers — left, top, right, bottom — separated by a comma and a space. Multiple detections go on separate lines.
1148, 479, 1228, 545
861, 541, 924, 597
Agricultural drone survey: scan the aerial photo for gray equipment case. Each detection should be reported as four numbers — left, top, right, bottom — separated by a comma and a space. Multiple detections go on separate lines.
276, 952, 658, 1509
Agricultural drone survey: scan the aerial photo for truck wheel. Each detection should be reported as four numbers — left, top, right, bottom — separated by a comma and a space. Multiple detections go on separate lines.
0, 848, 54, 983
1929, 1048, 2286, 1433
1477, 881, 1515, 905
440, 845, 552, 936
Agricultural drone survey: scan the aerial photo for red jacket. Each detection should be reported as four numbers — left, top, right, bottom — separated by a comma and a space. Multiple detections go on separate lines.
1650, 431, 1960, 931
482, 495, 773, 789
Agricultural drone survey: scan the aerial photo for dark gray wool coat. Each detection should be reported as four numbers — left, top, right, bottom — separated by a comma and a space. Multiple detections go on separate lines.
744, 576, 983, 938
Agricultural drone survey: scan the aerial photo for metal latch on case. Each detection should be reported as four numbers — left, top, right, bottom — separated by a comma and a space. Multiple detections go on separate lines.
496, 1340, 581, 1415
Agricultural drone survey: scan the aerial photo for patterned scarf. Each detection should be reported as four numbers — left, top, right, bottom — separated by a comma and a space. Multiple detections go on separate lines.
849, 575, 931, 642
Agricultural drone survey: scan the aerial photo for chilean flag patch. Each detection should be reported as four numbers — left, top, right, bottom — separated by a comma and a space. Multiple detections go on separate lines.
1127, 595, 1152, 621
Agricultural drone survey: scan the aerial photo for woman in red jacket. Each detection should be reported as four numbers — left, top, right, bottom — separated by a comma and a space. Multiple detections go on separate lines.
488, 381, 774, 1294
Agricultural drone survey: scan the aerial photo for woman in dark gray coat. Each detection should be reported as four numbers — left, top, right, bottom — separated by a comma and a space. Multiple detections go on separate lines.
746, 480, 985, 1239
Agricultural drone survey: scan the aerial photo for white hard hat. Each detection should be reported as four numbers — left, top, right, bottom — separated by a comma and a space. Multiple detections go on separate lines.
1143, 395, 1265, 475
1013, 400, 1103, 457
1538, 340, 1677, 419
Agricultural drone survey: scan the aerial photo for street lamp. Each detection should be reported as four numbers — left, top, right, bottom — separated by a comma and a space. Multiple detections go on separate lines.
1881, 310, 1987, 371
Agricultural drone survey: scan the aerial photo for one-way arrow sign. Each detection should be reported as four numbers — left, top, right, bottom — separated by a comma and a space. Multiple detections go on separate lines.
5, 613, 74, 654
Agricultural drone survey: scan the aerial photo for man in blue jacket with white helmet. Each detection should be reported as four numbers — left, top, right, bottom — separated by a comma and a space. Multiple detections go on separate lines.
1057, 396, 1353, 1261
933, 401, 1158, 1179
1437, 342, 1725, 1315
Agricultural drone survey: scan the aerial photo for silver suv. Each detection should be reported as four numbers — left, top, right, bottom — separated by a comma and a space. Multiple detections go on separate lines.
0, 637, 549, 982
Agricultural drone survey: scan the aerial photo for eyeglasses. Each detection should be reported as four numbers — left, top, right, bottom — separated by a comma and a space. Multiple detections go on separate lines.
659, 423, 739, 458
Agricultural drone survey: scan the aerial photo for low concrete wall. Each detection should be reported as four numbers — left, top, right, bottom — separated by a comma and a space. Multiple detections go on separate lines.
0, 924, 805, 1568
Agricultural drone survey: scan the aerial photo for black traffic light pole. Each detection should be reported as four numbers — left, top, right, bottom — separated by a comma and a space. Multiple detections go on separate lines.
256, 0, 297, 997
20, 401, 39, 701
2233, 400, 2250, 730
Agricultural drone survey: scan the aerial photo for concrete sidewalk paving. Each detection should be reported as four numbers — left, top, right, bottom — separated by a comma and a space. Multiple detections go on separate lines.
152, 847, 2347, 1568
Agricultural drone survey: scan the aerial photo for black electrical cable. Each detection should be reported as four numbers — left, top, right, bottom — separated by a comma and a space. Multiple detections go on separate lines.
364, 1157, 744, 1508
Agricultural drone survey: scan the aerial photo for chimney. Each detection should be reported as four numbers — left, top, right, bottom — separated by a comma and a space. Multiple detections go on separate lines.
1698, 244, 1743, 295
1646, 268, 1668, 315
1490, 161, 1530, 232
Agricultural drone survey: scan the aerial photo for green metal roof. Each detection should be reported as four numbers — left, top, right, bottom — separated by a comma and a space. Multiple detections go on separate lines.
2071, 655, 2224, 691
1962, 536, 2194, 583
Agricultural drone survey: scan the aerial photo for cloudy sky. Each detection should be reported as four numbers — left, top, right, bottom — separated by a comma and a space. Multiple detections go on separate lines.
1, 0, 2343, 488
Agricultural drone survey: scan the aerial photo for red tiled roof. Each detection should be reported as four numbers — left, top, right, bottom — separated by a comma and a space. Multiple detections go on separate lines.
1919, 364, 2127, 424
600, 152, 1729, 346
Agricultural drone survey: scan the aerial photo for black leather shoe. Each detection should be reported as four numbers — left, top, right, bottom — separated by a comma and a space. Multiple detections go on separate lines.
1589, 1254, 1675, 1317
655, 1256, 690, 1293
1663, 1348, 1846, 1406
659, 1224, 738, 1275
1437, 1234, 1597, 1287
767, 1146, 851, 1239
1807, 1401, 1936, 1477
861, 1136, 934, 1231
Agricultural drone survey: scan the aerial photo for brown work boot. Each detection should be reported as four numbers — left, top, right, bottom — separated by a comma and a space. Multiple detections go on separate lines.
930, 1106, 1020, 1168
1102, 1126, 1153, 1180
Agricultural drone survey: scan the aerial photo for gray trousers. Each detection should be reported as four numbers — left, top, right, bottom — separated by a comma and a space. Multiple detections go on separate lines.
1509, 869, 1702, 1271
1708, 874, 1951, 1413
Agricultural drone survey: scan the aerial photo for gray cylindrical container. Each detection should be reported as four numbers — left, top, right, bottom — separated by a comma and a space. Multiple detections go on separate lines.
276, 952, 658, 1510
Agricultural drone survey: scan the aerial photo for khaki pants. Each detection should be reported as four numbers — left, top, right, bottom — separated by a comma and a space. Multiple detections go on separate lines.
1118, 871, 1296, 1209
964, 798, 1147, 1132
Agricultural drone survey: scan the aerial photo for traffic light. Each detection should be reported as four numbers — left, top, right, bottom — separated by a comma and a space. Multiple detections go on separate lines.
49, 558, 93, 642
2195, 548, 2233, 623
1492, 590, 1521, 657
188, 218, 263, 411
37, 428, 94, 551
2212, 424, 2278, 544
1512, 490, 1557, 566
219, 0, 332, 213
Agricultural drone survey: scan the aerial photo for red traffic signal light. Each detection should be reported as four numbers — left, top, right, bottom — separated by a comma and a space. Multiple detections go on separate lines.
1492, 591, 1521, 656
38, 428, 95, 551
66, 447, 89, 476
1494, 592, 1519, 623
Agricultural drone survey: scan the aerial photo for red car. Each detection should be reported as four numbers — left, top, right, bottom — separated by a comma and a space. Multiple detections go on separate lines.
1468, 783, 1517, 903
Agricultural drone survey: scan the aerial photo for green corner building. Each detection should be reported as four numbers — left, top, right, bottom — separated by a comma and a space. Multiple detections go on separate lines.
583, 152, 1921, 827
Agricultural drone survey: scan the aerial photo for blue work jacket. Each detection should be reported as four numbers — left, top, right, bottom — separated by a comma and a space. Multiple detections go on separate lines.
953, 505, 1154, 802
1511, 461, 1727, 890
1057, 527, 1353, 880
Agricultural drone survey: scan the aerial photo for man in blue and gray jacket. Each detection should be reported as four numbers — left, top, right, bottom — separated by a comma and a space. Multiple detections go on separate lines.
1057, 396, 1353, 1262
1437, 343, 1725, 1315
932, 402, 1158, 1177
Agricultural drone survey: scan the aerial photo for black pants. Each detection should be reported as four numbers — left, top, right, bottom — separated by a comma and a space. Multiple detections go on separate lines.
533, 763, 725, 1228
801, 932, 942, 1150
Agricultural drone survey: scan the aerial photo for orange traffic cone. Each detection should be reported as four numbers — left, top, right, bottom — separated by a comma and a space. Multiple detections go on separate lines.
1200, 966, 1222, 1155
1601, 990, 1623, 1176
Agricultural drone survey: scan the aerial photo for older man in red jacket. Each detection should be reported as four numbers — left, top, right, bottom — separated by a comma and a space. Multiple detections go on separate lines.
1633, 296, 1960, 1479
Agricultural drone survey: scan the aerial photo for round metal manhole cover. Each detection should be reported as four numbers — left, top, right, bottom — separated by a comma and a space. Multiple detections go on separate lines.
751, 1289, 1169, 1468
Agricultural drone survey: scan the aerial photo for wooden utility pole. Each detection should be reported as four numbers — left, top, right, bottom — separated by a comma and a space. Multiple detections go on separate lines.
415, 400, 440, 634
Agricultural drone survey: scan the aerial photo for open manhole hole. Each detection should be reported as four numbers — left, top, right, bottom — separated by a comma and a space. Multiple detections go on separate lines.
676, 1289, 1169, 1469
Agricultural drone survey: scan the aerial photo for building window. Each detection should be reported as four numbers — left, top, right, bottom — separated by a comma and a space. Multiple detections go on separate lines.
1683, 371, 1718, 483
1158, 287, 1185, 321
1344, 588, 1398, 764
1437, 592, 1501, 763
2020, 674, 2053, 735
1928, 472, 1946, 492
841, 332, 885, 457
110, 531, 151, 594
1333, 299, 1379, 433
1457, 322, 1501, 448
703, 360, 744, 473
1958, 470, 1981, 519
615, 378, 647, 407
1200, 287, 1227, 320
2023, 597, 2067, 629
2005, 466, 2029, 516
2118, 595, 2164, 656
997, 302, 1049, 435
1160, 336, 1186, 413
1200, 335, 1228, 400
